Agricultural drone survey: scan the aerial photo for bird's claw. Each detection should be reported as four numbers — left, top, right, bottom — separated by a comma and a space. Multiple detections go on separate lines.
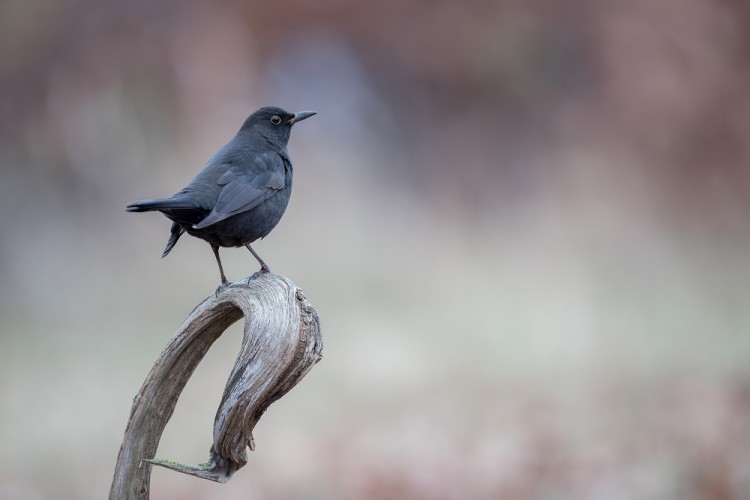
214, 281, 230, 297
244, 268, 269, 285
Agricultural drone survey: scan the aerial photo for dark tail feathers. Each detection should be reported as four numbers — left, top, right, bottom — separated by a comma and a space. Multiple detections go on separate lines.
127, 197, 195, 258
126, 198, 193, 213
162, 223, 185, 258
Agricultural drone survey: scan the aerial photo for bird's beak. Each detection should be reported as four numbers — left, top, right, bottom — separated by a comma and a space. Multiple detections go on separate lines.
288, 110, 317, 124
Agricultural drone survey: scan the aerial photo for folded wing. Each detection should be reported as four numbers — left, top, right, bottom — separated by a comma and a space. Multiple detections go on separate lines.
193, 153, 287, 230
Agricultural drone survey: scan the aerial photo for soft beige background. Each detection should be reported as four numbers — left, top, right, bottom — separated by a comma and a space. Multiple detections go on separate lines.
1, 1, 749, 499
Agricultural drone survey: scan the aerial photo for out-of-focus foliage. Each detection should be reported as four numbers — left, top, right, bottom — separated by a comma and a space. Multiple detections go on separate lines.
1, 1, 749, 499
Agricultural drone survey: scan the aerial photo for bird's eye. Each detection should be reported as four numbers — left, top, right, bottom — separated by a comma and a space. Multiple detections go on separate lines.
270, 115, 282, 125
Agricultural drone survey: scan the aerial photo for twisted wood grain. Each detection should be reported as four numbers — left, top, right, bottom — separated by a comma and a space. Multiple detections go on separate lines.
109, 273, 323, 499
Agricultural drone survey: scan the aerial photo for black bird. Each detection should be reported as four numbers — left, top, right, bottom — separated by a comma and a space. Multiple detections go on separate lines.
126, 106, 316, 285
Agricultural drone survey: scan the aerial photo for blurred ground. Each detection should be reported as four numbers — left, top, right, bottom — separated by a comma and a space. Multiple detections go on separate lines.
1, 1, 750, 499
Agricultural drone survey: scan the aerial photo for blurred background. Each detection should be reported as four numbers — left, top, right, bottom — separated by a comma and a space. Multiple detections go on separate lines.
1, 0, 750, 498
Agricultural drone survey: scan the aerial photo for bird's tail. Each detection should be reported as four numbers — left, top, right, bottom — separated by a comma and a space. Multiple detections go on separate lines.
162, 222, 185, 258
126, 197, 194, 213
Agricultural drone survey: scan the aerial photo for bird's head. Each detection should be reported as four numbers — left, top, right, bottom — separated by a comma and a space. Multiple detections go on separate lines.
240, 106, 316, 146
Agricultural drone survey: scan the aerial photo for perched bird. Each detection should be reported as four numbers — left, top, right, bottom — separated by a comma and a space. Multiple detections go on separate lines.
126, 106, 316, 285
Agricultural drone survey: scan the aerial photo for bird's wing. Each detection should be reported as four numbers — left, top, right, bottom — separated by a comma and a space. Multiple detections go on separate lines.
193, 153, 286, 230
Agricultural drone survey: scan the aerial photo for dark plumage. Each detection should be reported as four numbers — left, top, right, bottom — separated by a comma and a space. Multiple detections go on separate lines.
126, 106, 316, 285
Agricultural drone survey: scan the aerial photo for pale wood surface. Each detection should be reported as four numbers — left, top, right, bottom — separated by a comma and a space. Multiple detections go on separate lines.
109, 273, 323, 500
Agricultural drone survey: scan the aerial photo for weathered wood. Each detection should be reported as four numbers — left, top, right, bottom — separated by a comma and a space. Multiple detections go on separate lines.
109, 272, 323, 500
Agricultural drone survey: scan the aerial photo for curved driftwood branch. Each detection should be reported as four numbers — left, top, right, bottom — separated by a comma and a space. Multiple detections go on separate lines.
109, 272, 323, 500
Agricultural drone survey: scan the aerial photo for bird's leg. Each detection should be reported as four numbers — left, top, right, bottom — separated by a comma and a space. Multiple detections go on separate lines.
212, 245, 229, 285
244, 243, 270, 273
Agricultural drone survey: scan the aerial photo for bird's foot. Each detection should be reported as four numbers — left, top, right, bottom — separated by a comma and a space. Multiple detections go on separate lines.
214, 280, 231, 297
244, 268, 269, 284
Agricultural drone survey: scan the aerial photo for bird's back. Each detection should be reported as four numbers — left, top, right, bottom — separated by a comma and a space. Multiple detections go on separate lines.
166, 131, 291, 246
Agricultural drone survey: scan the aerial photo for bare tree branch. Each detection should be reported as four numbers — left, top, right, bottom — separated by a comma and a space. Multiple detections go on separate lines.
109, 272, 323, 500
